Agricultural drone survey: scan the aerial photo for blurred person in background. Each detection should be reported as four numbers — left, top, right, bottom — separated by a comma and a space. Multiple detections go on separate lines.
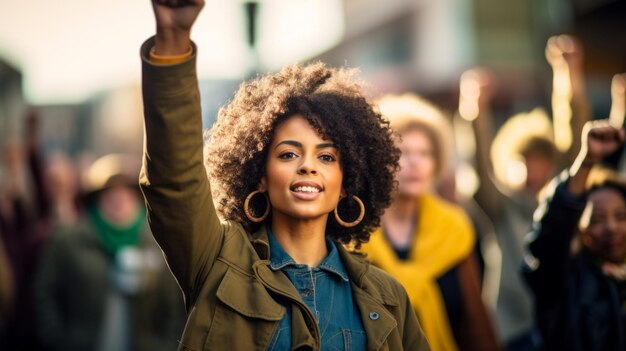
0, 108, 54, 351
42, 151, 80, 228
0, 228, 14, 345
361, 93, 501, 351
25, 109, 80, 238
522, 119, 626, 351
456, 35, 591, 351
34, 153, 185, 351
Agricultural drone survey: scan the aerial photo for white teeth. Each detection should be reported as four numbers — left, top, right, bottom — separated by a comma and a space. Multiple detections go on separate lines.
293, 186, 320, 193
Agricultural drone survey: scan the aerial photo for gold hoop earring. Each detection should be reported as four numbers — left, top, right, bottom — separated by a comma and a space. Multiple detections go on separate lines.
334, 195, 365, 228
244, 190, 270, 222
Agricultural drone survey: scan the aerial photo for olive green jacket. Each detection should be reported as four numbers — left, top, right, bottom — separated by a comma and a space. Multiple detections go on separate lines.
139, 37, 430, 351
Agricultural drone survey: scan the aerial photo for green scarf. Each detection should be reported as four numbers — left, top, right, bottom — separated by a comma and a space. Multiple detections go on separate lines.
89, 206, 146, 256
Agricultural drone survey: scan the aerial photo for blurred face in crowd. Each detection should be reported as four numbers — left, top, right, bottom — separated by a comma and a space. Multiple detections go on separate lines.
396, 128, 436, 198
523, 152, 556, 195
98, 184, 142, 227
580, 187, 626, 264
46, 152, 78, 200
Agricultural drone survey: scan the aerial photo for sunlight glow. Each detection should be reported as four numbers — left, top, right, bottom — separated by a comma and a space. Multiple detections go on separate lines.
0, 0, 344, 104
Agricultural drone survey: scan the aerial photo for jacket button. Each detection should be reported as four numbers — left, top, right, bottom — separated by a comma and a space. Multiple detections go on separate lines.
369, 312, 380, 320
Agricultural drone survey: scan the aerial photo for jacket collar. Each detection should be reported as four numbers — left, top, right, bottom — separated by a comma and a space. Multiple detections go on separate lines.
249, 224, 398, 306
266, 225, 349, 282
249, 225, 400, 351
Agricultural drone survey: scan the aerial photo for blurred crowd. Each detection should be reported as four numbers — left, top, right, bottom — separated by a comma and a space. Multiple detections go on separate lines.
0, 110, 186, 350
1, 33, 626, 351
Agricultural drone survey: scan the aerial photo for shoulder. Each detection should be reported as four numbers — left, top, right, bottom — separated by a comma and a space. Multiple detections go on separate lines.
422, 194, 473, 229
367, 264, 404, 288
362, 259, 411, 302
48, 219, 94, 245
423, 194, 468, 218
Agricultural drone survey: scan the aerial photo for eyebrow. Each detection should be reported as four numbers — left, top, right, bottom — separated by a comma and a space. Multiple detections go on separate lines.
274, 140, 337, 150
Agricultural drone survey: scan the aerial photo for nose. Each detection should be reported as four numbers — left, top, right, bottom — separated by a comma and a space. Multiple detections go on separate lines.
605, 216, 619, 233
402, 152, 420, 167
297, 155, 318, 175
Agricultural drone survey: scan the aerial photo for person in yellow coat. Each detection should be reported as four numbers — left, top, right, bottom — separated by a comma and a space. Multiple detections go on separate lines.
361, 94, 501, 351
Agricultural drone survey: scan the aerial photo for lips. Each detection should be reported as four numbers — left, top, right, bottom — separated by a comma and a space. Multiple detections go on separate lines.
401, 176, 423, 182
290, 181, 323, 200
292, 185, 321, 193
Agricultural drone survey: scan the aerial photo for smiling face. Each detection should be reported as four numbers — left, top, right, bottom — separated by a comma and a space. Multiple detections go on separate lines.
580, 187, 626, 264
395, 128, 437, 197
261, 114, 344, 224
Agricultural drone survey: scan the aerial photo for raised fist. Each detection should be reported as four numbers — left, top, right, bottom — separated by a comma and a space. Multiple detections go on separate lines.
545, 35, 583, 69
151, 0, 204, 55
581, 120, 625, 164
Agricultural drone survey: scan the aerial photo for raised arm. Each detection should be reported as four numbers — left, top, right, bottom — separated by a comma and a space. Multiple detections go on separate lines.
546, 35, 591, 165
609, 73, 626, 129
458, 69, 505, 219
568, 120, 625, 195
523, 120, 625, 293
25, 108, 51, 220
140, 0, 226, 306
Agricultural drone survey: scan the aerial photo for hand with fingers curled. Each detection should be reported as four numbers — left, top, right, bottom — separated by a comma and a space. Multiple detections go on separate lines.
545, 34, 583, 69
151, 0, 205, 55
579, 119, 625, 166
460, 68, 497, 111
610, 73, 626, 127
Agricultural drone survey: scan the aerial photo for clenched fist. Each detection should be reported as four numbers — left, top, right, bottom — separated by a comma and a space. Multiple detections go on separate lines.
151, 0, 205, 55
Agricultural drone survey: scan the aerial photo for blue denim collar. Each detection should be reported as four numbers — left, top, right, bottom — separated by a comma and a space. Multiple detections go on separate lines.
267, 224, 349, 282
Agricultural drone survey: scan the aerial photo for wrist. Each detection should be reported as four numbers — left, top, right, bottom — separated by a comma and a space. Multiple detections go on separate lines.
154, 28, 192, 55
150, 45, 192, 64
569, 153, 596, 177
579, 158, 596, 169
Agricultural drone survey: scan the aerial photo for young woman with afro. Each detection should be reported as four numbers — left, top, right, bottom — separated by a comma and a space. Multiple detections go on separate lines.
139, 1, 430, 350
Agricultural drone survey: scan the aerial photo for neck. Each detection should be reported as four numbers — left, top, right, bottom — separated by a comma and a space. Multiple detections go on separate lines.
270, 214, 329, 267
382, 194, 419, 249
385, 194, 418, 221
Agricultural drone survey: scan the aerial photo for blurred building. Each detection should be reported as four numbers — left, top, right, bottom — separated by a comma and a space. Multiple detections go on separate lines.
0, 59, 24, 141
0, 0, 625, 157
316, 0, 625, 119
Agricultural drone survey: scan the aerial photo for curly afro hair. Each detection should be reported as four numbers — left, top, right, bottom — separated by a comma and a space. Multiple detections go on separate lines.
205, 62, 399, 247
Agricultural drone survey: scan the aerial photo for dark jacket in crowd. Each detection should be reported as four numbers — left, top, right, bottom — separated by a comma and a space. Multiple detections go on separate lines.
0, 141, 52, 350
521, 174, 625, 351
34, 217, 185, 351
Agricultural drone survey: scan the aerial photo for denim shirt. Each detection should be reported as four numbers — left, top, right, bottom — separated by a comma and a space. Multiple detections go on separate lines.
266, 228, 366, 351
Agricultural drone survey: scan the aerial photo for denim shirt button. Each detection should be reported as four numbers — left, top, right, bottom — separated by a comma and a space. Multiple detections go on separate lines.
369, 311, 380, 320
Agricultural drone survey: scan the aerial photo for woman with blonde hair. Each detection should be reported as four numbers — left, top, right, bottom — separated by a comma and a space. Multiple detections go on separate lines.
361, 93, 501, 351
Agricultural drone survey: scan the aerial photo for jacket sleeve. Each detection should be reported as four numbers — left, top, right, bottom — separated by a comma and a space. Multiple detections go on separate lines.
521, 172, 587, 298
139, 37, 227, 306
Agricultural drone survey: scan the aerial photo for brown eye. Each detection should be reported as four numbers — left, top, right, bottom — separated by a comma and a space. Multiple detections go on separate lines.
589, 216, 604, 225
319, 154, 336, 162
278, 152, 298, 159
